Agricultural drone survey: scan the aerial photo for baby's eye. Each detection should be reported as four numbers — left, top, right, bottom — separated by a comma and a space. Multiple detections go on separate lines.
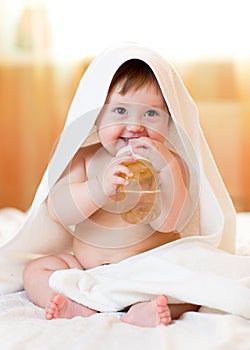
145, 110, 158, 117
114, 107, 126, 115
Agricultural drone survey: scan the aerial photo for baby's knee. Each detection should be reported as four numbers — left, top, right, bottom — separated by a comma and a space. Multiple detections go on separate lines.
23, 253, 81, 281
23, 255, 67, 293
26, 254, 68, 271
23, 256, 47, 282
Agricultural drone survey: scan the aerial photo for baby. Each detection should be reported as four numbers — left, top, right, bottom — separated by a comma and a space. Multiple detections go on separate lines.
23, 58, 199, 327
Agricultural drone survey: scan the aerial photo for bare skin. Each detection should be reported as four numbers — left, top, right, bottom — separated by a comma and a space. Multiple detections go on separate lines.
46, 293, 171, 327
46, 293, 98, 320
120, 295, 171, 327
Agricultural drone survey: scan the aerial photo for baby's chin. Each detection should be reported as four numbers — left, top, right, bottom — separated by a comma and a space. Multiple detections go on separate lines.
104, 139, 128, 156
101, 143, 121, 157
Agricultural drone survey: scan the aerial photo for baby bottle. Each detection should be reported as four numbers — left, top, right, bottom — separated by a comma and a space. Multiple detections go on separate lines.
116, 145, 161, 224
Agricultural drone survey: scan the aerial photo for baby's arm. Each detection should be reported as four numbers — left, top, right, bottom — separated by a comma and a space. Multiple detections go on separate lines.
47, 147, 134, 226
47, 149, 104, 226
152, 153, 189, 232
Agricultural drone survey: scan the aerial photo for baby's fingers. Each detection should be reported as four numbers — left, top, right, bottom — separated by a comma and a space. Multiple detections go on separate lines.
113, 164, 134, 183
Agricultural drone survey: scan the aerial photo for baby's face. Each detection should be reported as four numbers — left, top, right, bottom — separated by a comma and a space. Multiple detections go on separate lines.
96, 84, 170, 155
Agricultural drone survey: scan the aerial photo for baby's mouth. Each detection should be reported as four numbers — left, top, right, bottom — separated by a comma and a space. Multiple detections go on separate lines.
120, 137, 140, 144
120, 137, 129, 144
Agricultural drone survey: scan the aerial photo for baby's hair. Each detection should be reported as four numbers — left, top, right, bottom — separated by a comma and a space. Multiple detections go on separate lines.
108, 59, 159, 95
107, 59, 170, 116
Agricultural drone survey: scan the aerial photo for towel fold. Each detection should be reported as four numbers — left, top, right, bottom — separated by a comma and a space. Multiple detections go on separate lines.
50, 239, 250, 318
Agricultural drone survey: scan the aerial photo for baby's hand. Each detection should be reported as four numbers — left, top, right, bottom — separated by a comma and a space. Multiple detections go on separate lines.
128, 137, 174, 172
98, 154, 136, 198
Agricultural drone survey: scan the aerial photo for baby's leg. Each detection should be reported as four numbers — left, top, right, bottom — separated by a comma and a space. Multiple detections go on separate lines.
121, 295, 171, 327
24, 254, 98, 319
24, 254, 86, 307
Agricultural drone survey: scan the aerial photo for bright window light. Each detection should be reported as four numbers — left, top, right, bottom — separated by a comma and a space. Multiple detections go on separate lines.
3, 0, 250, 61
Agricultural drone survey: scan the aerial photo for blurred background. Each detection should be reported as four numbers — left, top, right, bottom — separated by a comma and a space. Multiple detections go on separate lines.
0, 0, 250, 212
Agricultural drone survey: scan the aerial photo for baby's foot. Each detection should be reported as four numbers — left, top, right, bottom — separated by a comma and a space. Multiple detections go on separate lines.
46, 293, 97, 320
121, 295, 171, 327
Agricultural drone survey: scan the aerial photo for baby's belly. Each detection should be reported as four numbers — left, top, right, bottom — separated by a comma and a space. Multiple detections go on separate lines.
72, 213, 180, 269
72, 211, 154, 249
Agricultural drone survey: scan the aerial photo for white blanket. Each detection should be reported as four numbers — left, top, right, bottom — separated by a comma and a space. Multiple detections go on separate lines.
0, 291, 250, 350
0, 209, 249, 350
49, 239, 250, 317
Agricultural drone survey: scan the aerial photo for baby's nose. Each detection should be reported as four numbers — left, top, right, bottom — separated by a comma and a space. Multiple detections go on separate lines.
126, 123, 145, 133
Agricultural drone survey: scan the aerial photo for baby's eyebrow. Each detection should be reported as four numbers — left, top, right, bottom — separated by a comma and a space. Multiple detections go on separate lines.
146, 104, 168, 111
147, 105, 162, 109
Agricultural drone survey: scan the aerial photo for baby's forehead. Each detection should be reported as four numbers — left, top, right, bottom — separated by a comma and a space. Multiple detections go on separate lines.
105, 82, 169, 113
111, 78, 160, 93
106, 80, 162, 100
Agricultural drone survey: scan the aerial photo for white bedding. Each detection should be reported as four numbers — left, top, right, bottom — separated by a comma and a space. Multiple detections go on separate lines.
0, 208, 249, 350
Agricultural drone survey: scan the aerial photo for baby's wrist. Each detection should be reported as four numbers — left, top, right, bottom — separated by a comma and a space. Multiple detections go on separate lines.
88, 176, 108, 208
